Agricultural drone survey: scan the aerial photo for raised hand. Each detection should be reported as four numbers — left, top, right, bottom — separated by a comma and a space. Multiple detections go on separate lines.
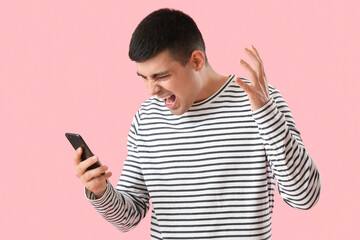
235, 45, 270, 111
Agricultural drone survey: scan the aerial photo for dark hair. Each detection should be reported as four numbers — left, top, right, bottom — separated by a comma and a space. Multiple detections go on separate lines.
129, 8, 207, 66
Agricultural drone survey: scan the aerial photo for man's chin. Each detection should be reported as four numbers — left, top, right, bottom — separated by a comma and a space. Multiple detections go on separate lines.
169, 108, 185, 115
169, 105, 188, 115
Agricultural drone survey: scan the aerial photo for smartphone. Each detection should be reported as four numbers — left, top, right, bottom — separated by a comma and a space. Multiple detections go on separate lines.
65, 133, 101, 171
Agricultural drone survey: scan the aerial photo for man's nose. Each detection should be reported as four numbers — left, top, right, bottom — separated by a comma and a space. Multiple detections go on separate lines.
147, 79, 160, 96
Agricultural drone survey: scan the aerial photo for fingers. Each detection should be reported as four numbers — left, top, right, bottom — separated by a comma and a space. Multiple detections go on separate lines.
240, 45, 268, 88
76, 155, 99, 177
250, 45, 262, 63
243, 47, 262, 78
82, 164, 109, 183
85, 171, 112, 198
73, 147, 83, 166
75, 155, 112, 193
72, 148, 111, 196
235, 77, 251, 92
85, 171, 112, 192
251, 45, 268, 86
240, 58, 258, 86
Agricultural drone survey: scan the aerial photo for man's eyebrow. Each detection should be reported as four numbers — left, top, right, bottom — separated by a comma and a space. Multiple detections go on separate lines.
137, 72, 146, 78
136, 71, 170, 79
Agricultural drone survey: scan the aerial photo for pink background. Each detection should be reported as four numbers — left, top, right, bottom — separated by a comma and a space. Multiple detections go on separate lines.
1, 0, 359, 239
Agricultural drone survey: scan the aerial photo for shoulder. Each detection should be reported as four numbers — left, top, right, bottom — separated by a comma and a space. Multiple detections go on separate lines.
138, 96, 168, 116
233, 76, 280, 94
131, 96, 170, 128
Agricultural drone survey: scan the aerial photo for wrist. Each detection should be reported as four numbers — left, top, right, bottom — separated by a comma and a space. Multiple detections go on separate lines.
93, 189, 106, 199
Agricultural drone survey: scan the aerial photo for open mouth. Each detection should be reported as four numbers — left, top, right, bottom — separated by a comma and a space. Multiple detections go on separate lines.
162, 94, 177, 109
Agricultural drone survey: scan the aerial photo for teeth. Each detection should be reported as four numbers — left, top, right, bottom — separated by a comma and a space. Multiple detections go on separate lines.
162, 95, 172, 100
162, 94, 174, 105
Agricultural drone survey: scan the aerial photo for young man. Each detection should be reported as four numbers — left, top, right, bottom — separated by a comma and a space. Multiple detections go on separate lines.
74, 8, 321, 239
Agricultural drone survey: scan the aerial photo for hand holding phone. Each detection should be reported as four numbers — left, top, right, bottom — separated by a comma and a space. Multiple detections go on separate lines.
65, 133, 101, 170
66, 133, 112, 198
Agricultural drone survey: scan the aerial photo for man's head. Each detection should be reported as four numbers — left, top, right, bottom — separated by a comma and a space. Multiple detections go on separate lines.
129, 8, 207, 66
130, 9, 216, 116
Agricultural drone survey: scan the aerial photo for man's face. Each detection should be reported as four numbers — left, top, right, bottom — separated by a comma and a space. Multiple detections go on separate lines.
136, 50, 202, 115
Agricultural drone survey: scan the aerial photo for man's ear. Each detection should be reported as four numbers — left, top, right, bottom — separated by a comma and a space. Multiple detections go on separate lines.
190, 50, 206, 71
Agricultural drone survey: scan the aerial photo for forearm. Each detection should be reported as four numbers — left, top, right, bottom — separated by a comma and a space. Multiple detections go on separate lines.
85, 181, 149, 231
253, 97, 321, 209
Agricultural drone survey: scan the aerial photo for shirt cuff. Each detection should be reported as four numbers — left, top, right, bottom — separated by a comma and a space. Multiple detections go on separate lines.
251, 96, 281, 132
251, 97, 275, 117
84, 180, 113, 205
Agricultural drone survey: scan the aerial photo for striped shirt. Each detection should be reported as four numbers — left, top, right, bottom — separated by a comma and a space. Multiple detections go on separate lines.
85, 74, 321, 239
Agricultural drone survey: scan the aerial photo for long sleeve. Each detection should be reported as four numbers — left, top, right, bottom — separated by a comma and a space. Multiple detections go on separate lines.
252, 87, 321, 210
85, 111, 150, 231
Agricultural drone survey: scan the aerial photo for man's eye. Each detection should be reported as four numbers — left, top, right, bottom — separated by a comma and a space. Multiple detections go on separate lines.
158, 75, 170, 79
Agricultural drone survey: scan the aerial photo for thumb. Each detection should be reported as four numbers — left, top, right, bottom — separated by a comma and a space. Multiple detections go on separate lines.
74, 147, 83, 166
235, 77, 250, 92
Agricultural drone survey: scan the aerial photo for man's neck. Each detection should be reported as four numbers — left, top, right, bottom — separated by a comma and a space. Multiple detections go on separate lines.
195, 65, 229, 103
